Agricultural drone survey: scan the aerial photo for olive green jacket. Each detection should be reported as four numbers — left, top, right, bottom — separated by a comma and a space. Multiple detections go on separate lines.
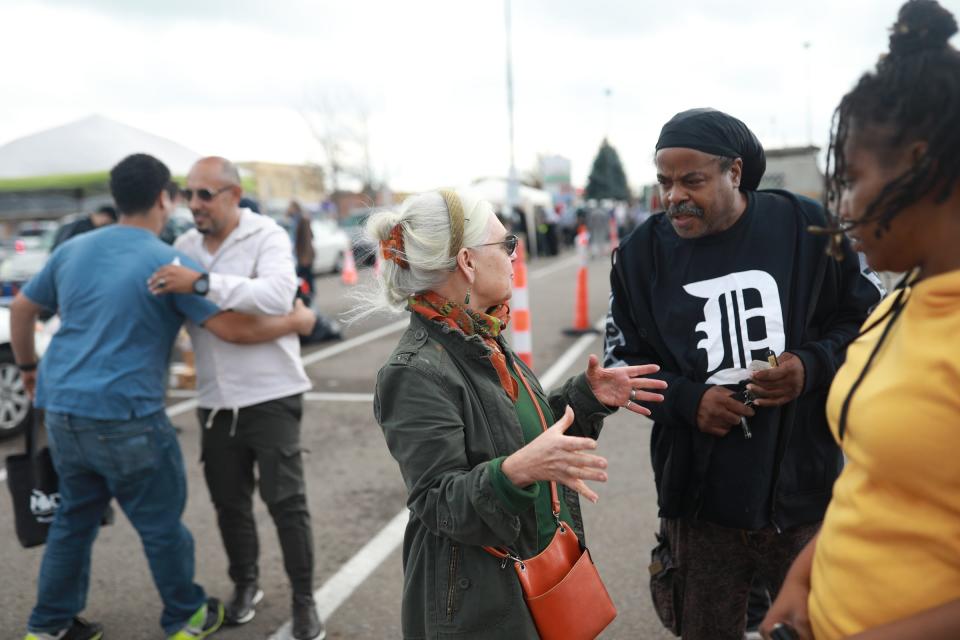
374, 312, 615, 639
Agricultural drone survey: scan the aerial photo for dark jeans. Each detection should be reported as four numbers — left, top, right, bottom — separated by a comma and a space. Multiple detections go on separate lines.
199, 394, 314, 596
29, 411, 205, 636
664, 517, 819, 640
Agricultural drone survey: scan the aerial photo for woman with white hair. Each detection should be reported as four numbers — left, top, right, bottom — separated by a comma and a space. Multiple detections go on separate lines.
369, 189, 667, 638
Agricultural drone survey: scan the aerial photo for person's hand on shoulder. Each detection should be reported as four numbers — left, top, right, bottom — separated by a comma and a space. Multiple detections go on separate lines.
148, 264, 201, 295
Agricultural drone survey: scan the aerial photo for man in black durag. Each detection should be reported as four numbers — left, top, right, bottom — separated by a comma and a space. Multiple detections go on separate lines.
604, 108, 884, 640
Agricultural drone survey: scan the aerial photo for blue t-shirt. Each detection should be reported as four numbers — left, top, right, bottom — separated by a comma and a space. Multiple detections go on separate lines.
23, 225, 220, 420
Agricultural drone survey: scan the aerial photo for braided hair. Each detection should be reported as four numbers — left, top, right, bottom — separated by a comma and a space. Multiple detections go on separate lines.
825, 0, 960, 241
825, 1, 959, 438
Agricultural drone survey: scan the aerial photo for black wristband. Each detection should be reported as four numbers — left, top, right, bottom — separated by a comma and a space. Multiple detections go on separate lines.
17, 362, 38, 372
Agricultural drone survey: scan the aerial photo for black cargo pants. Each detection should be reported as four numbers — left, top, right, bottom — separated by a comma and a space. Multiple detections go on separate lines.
199, 394, 314, 596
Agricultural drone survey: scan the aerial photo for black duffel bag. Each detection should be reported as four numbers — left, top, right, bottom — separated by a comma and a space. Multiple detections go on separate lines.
6, 411, 60, 547
6, 410, 114, 548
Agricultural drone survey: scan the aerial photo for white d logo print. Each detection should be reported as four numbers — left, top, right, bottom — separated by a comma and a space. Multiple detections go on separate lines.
682, 270, 785, 384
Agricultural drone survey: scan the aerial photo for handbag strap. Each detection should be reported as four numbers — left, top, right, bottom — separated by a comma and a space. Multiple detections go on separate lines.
482, 359, 563, 562
24, 407, 40, 458
511, 362, 560, 518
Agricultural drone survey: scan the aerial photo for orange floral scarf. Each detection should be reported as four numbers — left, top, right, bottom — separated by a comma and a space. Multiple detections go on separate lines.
408, 291, 518, 402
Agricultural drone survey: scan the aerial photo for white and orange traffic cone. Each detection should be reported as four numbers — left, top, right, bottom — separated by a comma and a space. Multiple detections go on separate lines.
564, 225, 600, 336
341, 237, 359, 286
511, 241, 533, 368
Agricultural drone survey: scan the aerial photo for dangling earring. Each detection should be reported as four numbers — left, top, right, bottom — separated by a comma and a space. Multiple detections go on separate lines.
463, 286, 472, 305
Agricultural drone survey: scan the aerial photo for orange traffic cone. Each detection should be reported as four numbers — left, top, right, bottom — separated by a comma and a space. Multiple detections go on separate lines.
608, 214, 619, 252
564, 225, 600, 336
511, 242, 533, 368
341, 237, 359, 286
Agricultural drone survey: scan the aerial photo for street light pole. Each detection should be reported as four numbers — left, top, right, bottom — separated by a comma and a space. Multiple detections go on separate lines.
604, 87, 612, 140
504, 0, 519, 221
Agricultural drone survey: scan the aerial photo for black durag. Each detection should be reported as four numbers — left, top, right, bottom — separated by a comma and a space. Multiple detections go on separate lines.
655, 108, 766, 191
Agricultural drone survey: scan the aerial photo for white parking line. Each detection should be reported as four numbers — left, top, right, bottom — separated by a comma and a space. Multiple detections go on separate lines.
529, 254, 580, 281
303, 392, 374, 403
164, 391, 376, 404
301, 319, 408, 367
266, 510, 409, 640
267, 315, 606, 639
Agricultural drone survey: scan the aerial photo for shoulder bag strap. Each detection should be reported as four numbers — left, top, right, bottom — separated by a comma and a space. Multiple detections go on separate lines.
24, 406, 39, 458
482, 361, 562, 561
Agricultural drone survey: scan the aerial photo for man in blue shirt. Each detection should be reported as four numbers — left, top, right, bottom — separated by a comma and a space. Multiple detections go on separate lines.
10, 154, 316, 640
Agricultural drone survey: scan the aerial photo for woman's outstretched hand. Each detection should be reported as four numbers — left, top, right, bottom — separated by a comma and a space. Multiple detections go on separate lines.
501, 406, 608, 503
584, 355, 667, 415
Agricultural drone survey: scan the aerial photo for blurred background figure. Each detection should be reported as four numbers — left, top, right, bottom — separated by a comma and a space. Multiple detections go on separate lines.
51, 204, 116, 250
239, 196, 262, 214
286, 201, 315, 299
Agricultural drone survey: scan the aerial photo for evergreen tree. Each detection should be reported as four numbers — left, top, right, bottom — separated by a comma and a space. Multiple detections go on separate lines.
585, 138, 630, 201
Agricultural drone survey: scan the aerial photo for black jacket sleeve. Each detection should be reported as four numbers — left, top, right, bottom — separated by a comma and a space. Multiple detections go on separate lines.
790, 218, 885, 394
604, 251, 710, 429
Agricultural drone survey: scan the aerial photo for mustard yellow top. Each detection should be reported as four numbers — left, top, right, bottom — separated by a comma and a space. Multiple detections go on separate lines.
810, 269, 960, 639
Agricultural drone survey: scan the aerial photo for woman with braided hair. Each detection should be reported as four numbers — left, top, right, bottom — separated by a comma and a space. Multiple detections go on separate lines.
762, 1, 960, 638
364, 189, 666, 638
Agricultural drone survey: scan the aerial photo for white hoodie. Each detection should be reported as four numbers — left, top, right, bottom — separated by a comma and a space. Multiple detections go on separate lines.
175, 209, 311, 410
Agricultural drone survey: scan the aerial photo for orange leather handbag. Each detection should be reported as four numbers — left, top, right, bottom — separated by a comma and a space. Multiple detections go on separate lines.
484, 366, 617, 639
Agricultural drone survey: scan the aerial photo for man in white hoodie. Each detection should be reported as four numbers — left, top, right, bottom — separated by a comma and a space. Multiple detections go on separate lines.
148, 157, 323, 640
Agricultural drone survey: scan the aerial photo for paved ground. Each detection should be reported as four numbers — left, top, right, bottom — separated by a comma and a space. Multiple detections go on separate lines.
0, 247, 675, 639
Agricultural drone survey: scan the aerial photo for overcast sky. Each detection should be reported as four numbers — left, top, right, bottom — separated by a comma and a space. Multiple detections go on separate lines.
1, 0, 956, 192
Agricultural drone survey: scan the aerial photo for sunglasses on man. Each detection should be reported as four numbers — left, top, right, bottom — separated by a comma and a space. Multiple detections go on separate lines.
472, 234, 519, 256
180, 185, 233, 202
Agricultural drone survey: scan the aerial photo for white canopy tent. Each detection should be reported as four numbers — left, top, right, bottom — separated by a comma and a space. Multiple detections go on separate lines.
0, 115, 201, 178
460, 177, 554, 257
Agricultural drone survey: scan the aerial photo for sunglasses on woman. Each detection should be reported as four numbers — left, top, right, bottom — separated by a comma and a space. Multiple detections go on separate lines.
180, 185, 233, 202
472, 234, 519, 256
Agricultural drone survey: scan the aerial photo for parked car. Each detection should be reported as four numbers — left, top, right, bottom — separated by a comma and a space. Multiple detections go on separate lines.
0, 307, 53, 439
0, 225, 57, 304
340, 208, 376, 266
310, 219, 350, 274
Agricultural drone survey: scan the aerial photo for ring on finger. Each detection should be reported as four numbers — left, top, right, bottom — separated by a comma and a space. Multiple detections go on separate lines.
623, 399, 632, 409
158, 279, 167, 288
629, 388, 637, 401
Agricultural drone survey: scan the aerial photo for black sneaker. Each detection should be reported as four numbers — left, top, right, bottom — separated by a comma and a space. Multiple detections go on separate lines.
25, 617, 104, 640
224, 584, 264, 626
292, 594, 325, 640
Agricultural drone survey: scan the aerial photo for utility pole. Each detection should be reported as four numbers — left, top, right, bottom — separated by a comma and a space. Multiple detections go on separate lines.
504, 0, 519, 223
604, 88, 612, 140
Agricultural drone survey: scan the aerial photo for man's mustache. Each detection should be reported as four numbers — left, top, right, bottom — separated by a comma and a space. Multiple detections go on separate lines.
667, 202, 705, 218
